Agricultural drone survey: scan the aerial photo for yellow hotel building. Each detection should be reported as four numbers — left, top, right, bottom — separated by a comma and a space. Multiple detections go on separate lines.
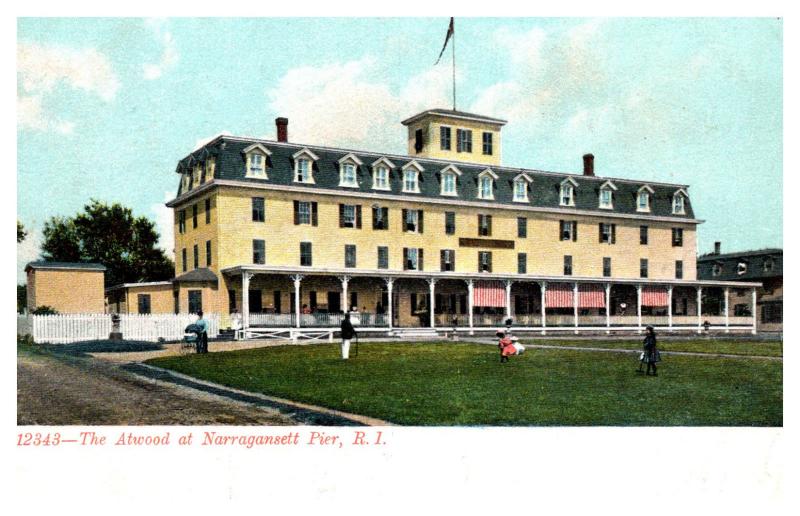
167, 109, 760, 335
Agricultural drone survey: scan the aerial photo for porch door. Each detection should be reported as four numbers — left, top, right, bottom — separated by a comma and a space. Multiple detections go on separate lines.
328, 291, 341, 313
273, 290, 281, 313
249, 290, 262, 313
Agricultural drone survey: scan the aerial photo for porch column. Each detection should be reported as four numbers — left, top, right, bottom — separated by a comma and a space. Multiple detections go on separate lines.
667, 286, 673, 330
724, 287, 730, 333
291, 274, 303, 329
540, 281, 547, 335
505, 280, 514, 320
573, 282, 579, 333
466, 279, 474, 335
384, 278, 394, 331
339, 275, 351, 313
428, 278, 437, 329
605, 283, 611, 333
751, 287, 757, 335
242, 271, 253, 330
636, 284, 643, 333
696, 286, 703, 333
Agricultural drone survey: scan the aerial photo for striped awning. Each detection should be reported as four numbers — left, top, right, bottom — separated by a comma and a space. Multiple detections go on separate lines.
578, 284, 606, 308
473, 280, 505, 307
545, 283, 574, 308
642, 286, 669, 307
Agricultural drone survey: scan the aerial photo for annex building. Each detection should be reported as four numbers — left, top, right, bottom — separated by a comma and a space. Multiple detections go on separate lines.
166, 109, 761, 335
697, 244, 782, 333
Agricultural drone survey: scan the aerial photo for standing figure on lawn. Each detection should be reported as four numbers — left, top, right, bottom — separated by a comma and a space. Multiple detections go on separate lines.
496, 330, 525, 363
641, 325, 660, 376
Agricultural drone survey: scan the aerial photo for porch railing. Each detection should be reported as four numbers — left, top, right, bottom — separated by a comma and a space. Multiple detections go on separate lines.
247, 312, 387, 327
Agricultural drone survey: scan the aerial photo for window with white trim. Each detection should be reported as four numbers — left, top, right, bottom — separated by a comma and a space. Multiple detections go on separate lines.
247, 153, 266, 178
560, 183, 575, 206
737, 262, 747, 275
712, 263, 722, 277
599, 188, 613, 209
513, 180, 528, 202
441, 172, 457, 196
403, 169, 419, 193
295, 158, 312, 183
672, 193, 686, 214
478, 175, 493, 200
373, 166, 389, 190
637, 191, 650, 212
340, 162, 358, 187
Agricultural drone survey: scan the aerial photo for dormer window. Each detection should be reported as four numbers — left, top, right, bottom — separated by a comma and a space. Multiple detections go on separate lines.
637, 185, 654, 213
192, 165, 201, 187
292, 148, 319, 184
513, 173, 532, 202
560, 178, 578, 207
439, 164, 461, 197
371, 157, 395, 191
763, 258, 775, 273
204, 158, 215, 183
401, 161, 424, 193
404, 170, 418, 192
181, 172, 190, 192
243, 143, 271, 179
598, 181, 616, 209
712, 263, 722, 277
477, 169, 498, 200
249, 155, 264, 176
338, 153, 363, 188
442, 173, 457, 195
737, 262, 747, 275
672, 189, 688, 215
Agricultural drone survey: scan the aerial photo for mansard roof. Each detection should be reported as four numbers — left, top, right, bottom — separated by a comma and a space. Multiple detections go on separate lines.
174, 136, 697, 220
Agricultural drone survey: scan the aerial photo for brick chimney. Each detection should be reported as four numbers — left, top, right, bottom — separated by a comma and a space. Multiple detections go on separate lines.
714, 241, 721, 255
583, 153, 594, 176
275, 117, 288, 143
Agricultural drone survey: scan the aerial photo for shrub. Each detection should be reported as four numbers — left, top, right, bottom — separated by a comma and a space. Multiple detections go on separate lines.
32, 306, 58, 315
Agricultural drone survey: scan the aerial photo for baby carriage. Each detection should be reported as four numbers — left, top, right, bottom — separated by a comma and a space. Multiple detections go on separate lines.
181, 323, 201, 354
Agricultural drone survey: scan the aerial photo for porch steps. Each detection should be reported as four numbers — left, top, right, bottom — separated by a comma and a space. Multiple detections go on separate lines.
390, 328, 441, 339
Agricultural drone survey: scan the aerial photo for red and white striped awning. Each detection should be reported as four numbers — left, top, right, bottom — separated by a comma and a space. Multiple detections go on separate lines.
545, 283, 574, 308
473, 280, 505, 307
642, 286, 668, 307
578, 284, 606, 308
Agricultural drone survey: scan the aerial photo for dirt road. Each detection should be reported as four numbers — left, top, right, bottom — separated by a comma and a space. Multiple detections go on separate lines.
17, 349, 295, 425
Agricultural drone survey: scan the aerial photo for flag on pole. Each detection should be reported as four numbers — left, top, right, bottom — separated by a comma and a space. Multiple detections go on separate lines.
434, 17, 455, 65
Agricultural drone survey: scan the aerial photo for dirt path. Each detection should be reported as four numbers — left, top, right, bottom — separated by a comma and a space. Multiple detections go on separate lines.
17, 349, 296, 425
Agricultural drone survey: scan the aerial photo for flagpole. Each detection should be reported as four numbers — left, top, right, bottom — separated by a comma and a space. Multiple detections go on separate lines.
452, 20, 456, 111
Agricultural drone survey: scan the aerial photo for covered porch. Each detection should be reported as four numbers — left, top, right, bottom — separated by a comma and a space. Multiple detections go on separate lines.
221, 265, 760, 337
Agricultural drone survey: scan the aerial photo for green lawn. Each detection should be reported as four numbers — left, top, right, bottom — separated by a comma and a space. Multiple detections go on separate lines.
147, 342, 782, 426
520, 339, 783, 357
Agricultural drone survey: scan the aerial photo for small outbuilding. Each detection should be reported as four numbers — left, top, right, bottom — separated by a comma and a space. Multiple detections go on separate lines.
105, 281, 175, 314
25, 261, 106, 314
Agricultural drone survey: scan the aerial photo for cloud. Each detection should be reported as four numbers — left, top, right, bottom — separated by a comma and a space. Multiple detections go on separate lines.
142, 19, 179, 80
151, 191, 175, 254
266, 58, 452, 153
470, 20, 607, 131
17, 41, 119, 134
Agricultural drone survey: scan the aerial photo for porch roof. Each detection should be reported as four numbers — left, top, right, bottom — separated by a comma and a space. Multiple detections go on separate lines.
220, 265, 762, 289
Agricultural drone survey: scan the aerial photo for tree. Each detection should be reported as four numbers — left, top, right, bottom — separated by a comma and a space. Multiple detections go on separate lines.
17, 284, 26, 313
17, 221, 26, 243
41, 199, 174, 287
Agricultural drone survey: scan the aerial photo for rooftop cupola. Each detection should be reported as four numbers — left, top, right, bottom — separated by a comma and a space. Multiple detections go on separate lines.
401, 108, 507, 166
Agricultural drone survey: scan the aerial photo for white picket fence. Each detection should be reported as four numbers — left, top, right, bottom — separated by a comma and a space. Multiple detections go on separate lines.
18, 313, 219, 344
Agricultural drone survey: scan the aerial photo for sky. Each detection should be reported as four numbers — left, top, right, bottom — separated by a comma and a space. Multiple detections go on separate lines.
16, 17, 783, 283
